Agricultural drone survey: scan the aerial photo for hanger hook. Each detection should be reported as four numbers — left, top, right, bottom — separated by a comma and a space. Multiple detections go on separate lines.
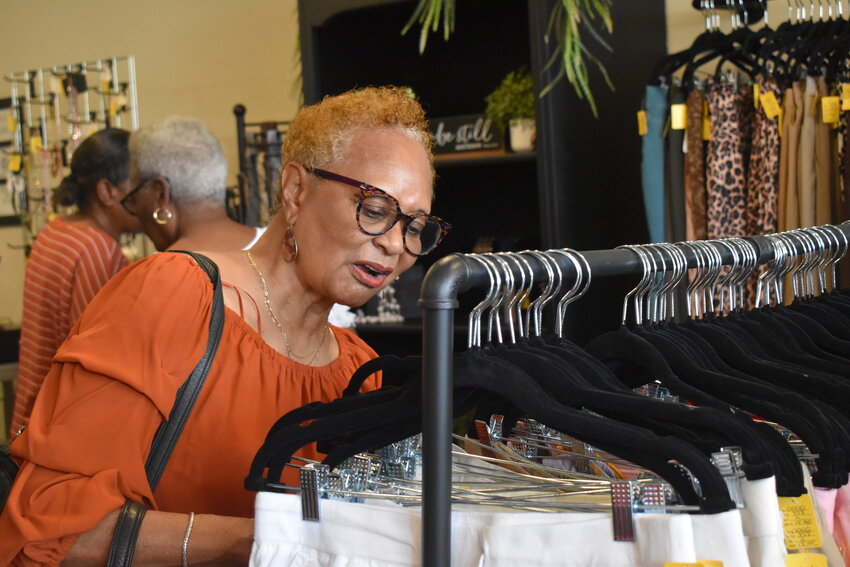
548, 249, 589, 337
522, 251, 558, 338
466, 254, 500, 349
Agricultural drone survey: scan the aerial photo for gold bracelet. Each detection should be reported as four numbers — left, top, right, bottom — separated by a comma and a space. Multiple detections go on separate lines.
182, 511, 195, 567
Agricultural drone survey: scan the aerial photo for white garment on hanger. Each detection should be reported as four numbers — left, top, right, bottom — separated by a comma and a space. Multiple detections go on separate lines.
251, 490, 750, 567
740, 476, 787, 567
690, 509, 751, 567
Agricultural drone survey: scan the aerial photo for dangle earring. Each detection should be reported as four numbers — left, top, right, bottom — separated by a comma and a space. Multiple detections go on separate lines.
282, 224, 299, 261
152, 208, 173, 225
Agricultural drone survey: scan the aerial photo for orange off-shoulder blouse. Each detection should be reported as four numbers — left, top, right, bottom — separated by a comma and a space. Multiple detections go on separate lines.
0, 253, 381, 566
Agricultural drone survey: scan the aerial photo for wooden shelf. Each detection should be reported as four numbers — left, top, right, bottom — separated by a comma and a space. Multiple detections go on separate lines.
433, 149, 536, 168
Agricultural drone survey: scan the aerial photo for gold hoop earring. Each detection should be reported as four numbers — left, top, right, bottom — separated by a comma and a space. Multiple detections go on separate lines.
153, 208, 173, 225
282, 224, 299, 262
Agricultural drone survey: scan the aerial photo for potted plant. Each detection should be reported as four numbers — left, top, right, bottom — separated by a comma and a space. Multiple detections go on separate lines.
402, 0, 613, 117
484, 67, 536, 153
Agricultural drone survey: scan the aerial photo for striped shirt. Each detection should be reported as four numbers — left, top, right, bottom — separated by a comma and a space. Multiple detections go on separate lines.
11, 218, 128, 437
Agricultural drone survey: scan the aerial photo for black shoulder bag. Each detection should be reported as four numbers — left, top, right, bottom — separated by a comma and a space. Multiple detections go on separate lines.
0, 252, 224, 567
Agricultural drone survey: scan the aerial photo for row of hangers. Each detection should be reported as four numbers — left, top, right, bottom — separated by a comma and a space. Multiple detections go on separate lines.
245, 223, 850, 532
653, 0, 850, 87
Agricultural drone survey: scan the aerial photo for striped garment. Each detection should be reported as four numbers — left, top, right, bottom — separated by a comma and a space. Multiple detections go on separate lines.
11, 218, 128, 437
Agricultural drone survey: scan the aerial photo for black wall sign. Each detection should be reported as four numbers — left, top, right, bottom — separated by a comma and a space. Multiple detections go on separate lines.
429, 114, 503, 155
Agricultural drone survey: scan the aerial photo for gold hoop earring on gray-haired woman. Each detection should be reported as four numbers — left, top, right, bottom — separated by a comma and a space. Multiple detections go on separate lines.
153, 208, 173, 225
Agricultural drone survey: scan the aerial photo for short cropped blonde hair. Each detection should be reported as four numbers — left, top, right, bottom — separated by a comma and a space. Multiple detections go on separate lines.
283, 86, 433, 177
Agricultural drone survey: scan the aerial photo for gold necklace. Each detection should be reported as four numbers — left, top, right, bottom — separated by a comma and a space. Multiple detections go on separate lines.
245, 250, 329, 365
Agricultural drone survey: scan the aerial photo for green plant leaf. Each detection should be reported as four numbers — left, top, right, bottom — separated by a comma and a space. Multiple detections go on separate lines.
401, 0, 455, 54
402, 0, 614, 117
484, 67, 536, 133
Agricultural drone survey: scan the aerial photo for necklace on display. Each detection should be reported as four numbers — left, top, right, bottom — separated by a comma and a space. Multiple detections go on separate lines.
244, 250, 330, 365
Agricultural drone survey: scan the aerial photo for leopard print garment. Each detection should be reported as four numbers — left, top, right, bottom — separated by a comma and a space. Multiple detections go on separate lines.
706, 80, 753, 239
746, 77, 781, 236
685, 89, 707, 241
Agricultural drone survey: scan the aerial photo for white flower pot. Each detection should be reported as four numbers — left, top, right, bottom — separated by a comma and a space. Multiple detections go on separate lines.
508, 118, 535, 152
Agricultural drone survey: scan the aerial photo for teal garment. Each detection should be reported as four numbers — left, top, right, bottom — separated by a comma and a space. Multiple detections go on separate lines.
642, 85, 668, 243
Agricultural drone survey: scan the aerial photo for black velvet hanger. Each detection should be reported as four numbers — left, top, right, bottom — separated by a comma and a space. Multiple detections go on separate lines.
245, 348, 736, 512
482, 336, 777, 481
583, 324, 817, 494
669, 317, 848, 488
709, 309, 850, 404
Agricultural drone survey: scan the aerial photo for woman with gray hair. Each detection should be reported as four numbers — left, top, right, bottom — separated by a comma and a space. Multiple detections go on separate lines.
121, 115, 258, 252
123, 114, 355, 327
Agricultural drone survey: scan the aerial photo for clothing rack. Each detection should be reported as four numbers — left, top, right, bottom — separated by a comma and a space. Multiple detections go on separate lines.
417, 224, 850, 566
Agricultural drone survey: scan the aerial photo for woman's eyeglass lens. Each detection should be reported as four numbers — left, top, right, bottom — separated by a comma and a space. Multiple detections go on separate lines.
310, 168, 450, 256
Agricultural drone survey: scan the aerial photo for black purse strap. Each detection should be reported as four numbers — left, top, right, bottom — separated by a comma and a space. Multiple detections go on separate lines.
107, 251, 224, 566
144, 252, 225, 490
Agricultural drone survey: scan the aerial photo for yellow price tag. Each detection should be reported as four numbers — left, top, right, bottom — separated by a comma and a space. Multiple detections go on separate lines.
671, 103, 688, 130
8, 153, 22, 173
842, 84, 850, 111
760, 91, 782, 119
754, 83, 760, 109
29, 137, 43, 155
637, 110, 648, 136
697, 561, 724, 567
785, 553, 827, 567
702, 100, 711, 141
109, 94, 128, 118
6, 114, 17, 132
821, 96, 840, 124
778, 494, 823, 550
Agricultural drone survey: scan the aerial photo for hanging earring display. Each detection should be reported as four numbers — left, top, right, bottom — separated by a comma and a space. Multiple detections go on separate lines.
152, 207, 172, 225
3, 56, 140, 246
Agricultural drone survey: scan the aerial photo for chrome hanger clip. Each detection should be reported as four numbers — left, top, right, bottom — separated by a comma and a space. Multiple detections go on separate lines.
611, 480, 636, 541
711, 446, 745, 508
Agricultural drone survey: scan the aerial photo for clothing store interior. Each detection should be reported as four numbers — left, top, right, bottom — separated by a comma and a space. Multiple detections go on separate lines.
6, 0, 850, 565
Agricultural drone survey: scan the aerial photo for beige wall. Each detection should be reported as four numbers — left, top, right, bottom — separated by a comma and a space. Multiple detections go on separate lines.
0, 0, 301, 326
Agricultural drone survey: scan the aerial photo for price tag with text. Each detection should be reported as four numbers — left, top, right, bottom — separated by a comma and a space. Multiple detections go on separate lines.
779, 494, 823, 550
842, 84, 850, 110
637, 110, 648, 136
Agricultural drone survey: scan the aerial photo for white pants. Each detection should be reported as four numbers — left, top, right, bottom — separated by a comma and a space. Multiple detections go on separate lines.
251, 492, 750, 567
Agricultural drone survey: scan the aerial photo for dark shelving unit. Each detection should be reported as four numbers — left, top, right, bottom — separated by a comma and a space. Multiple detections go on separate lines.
298, 0, 667, 344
